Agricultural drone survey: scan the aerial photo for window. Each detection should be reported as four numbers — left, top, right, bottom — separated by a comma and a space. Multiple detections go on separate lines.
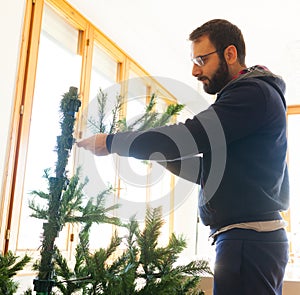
4, 0, 180, 272
285, 107, 300, 280
15, 3, 81, 253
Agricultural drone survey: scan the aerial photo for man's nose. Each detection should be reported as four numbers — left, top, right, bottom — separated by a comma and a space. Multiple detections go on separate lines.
192, 63, 202, 77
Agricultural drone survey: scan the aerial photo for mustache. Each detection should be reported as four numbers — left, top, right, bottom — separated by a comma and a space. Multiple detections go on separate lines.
197, 76, 209, 82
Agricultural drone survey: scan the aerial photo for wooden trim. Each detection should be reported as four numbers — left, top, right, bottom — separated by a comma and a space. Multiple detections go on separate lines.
78, 24, 94, 127
93, 29, 125, 63
0, 0, 35, 252
118, 57, 130, 119
2, 0, 45, 253
287, 104, 300, 115
72, 24, 94, 171
45, 0, 87, 30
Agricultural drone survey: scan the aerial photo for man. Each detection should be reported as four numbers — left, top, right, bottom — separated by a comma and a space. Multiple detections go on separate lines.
78, 19, 289, 295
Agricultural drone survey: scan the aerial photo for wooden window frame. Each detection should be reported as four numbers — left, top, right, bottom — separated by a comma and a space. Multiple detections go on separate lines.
0, 0, 178, 254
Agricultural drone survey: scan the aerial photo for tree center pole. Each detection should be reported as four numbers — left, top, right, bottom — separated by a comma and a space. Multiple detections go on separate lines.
33, 87, 81, 294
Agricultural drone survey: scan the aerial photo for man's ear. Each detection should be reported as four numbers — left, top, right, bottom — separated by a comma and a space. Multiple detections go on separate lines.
224, 45, 238, 65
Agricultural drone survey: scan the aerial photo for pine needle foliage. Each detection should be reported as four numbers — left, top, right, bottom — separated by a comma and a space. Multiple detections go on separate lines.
29, 168, 121, 229
52, 207, 211, 294
0, 251, 31, 295
88, 90, 184, 134
88, 89, 123, 134
51, 225, 125, 294
132, 207, 212, 294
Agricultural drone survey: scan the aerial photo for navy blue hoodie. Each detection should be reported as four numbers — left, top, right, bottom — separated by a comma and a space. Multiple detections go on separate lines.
107, 66, 289, 233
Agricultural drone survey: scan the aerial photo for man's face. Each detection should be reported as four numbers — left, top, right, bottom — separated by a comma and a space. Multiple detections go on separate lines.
191, 36, 232, 94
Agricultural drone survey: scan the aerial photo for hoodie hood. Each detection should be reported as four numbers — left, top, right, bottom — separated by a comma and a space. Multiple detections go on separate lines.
221, 65, 287, 108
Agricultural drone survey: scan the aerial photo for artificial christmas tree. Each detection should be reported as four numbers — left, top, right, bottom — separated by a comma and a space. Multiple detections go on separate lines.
51, 207, 211, 294
26, 86, 211, 294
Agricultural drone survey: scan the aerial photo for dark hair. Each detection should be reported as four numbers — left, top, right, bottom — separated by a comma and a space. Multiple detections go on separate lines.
189, 19, 246, 65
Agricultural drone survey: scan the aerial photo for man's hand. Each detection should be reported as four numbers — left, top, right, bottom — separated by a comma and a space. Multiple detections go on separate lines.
77, 133, 109, 156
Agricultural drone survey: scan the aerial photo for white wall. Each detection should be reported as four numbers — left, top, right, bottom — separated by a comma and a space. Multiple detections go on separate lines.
66, 0, 300, 106
0, 0, 26, 202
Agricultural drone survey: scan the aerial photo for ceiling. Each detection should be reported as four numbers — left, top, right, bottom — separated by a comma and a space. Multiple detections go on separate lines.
67, 0, 300, 105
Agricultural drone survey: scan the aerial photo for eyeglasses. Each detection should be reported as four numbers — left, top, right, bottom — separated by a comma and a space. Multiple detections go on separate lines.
191, 50, 218, 67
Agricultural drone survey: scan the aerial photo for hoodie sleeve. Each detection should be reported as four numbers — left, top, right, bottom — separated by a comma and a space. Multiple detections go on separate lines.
157, 155, 202, 184
106, 79, 269, 161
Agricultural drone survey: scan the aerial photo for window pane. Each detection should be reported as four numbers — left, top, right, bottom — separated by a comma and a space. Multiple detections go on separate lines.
17, 4, 81, 250
90, 43, 118, 95
85, 42, 119, 249
126, 71, 147, 123
116, 71, 148, 220
86, 42, 119, 188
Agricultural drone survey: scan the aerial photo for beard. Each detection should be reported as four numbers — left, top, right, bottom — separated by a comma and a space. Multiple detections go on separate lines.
200, 59, 232, 95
